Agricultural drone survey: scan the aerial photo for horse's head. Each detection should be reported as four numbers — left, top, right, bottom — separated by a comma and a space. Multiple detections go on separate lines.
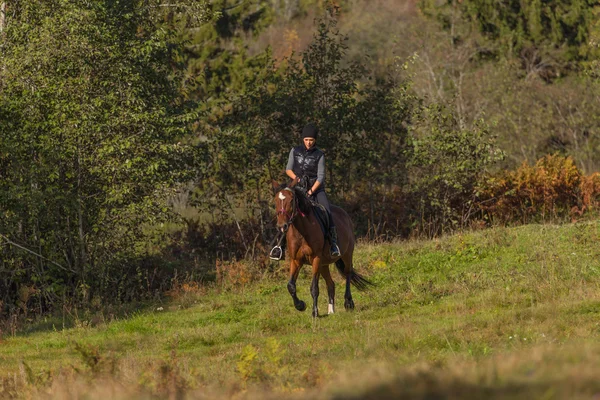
272, 180, 308, 232
273, 185, 296, 232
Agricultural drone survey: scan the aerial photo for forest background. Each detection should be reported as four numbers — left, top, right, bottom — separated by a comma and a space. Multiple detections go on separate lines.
1, 0, 600, 322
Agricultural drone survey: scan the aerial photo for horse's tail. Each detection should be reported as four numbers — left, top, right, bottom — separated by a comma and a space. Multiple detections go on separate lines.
334, 259, 374, 291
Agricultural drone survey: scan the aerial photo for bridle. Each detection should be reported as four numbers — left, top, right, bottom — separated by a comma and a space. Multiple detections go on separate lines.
276, 188, 305, 232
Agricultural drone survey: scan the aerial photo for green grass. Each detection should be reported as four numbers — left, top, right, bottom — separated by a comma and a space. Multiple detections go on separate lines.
4, 222, 600, 398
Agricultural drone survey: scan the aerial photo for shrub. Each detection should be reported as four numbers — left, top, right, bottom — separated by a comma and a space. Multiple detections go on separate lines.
405, 107, 503, 236
479, 154, 600, 224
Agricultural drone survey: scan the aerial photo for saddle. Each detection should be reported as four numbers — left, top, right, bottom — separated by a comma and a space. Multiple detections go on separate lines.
305, 196, 332, 240
296, 176, 332, 239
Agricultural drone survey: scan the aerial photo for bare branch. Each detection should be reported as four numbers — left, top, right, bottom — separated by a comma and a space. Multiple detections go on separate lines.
0, 234, 76, 273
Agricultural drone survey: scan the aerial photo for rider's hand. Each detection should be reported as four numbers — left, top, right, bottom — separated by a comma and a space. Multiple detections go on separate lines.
307, 189, 313, 196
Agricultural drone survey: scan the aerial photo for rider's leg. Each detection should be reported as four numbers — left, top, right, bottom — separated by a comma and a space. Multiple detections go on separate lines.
314, 190, 331, 214
314, 191, 341, 257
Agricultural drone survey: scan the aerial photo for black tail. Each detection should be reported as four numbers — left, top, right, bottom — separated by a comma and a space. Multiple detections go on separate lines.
335, 259, 374, 292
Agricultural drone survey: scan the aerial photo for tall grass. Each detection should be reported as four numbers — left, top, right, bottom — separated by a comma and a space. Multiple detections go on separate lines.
3, 222, 600, 398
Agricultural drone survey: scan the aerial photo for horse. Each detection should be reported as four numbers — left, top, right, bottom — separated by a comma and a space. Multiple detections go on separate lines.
272, 180, 372, 317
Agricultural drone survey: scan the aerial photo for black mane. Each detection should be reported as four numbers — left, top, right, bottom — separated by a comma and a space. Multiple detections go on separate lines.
274, 183, 288, 193
292, 187, 311, 215
274, 183, 312, 215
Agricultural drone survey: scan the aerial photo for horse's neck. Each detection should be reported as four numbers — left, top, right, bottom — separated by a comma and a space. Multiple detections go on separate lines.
292, 209, 315, 239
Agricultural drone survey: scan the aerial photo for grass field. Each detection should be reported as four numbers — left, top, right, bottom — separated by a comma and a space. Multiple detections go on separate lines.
3, 222, 600, 399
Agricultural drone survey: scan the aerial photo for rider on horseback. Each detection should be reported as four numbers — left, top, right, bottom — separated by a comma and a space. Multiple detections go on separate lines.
269, 123, 342, 260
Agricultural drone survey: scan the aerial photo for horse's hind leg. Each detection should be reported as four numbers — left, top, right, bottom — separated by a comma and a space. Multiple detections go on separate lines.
344, 274, 355, 310
342, 254, 355, 310
321, 267, 335, 315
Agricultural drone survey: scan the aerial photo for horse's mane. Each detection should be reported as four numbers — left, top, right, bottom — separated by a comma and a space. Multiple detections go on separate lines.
274, 182, 287, 193
274, 183, 311, 215
292, 187, 311, 215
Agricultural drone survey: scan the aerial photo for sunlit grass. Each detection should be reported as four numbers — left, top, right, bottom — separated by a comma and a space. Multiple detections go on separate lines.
3, 222, 600, 398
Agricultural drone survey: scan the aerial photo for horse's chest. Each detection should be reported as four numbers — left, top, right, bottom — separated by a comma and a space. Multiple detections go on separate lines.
301, 245, 314, 258
299, 245, 315, 264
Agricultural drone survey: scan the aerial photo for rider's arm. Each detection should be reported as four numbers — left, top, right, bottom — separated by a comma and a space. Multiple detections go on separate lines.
310, 181, 321, 194
309, 155, 325, 195
286, 169, 297, 180
286, 149, 297, 180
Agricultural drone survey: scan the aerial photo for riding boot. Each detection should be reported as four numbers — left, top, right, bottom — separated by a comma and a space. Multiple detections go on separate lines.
329, 226, 341, 257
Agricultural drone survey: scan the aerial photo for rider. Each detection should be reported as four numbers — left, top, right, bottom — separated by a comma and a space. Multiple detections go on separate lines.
269, 123, 341, 260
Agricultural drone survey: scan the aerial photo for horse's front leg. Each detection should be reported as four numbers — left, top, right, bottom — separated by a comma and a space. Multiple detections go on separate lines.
310, 258, 321, 318
288, 259, 306, 312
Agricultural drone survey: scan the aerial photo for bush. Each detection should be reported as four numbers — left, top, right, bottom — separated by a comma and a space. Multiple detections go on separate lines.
479, 154, 600, 224
405, 106, 503, 236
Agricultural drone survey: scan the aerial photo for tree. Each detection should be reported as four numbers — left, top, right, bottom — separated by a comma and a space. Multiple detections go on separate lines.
407, 105, 503, 235
420, 0, 599, 79
197, 7, 418, 241
0, 0, 210, 314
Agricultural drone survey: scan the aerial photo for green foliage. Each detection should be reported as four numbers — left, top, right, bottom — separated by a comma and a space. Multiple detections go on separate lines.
0, 1, 209, 315
407, 105, 503, 234
215, 8, 372, 190
237, 344, 260, 382
419, 0, 599, 79
180, 0, 275, 106
7, 0, 599, 318
194, 7, 420, 241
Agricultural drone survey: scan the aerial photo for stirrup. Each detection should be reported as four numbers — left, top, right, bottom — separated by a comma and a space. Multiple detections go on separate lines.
330, 244, 341, 257
269, 246, 283, 260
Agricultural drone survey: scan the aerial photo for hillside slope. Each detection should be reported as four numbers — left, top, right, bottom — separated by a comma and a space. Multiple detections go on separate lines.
3, 222, 600, 398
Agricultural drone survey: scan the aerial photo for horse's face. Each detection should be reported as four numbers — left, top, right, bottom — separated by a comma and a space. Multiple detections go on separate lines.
274, 188, 295, 231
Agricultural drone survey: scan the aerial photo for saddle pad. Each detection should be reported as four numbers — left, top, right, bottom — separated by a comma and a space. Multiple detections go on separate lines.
309, 200, 331, 239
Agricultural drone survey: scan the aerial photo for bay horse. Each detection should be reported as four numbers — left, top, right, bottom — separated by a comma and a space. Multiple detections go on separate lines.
272, 181, 372, 317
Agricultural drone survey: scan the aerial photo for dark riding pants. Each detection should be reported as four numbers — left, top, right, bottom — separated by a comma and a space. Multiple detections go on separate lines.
313, 191, 335, 228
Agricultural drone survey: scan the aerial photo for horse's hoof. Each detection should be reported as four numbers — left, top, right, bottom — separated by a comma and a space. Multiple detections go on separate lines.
344, 298, 355, 310
312, 309, 319, 318
295, 301, 307, 312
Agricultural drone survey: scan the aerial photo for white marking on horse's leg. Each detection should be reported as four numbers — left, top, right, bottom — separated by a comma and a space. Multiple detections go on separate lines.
328, 304, 334, 314
278, 192, 286, 200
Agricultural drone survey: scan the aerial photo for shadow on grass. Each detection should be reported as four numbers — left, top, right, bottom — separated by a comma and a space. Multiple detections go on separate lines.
334, 375, 600, 400
8, 301, 155, 338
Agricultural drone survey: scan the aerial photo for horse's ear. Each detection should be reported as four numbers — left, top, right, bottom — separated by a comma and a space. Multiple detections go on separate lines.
271, 180, 281, 193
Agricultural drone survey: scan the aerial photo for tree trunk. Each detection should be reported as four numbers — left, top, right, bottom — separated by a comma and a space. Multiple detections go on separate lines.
0, 3, 6, 33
